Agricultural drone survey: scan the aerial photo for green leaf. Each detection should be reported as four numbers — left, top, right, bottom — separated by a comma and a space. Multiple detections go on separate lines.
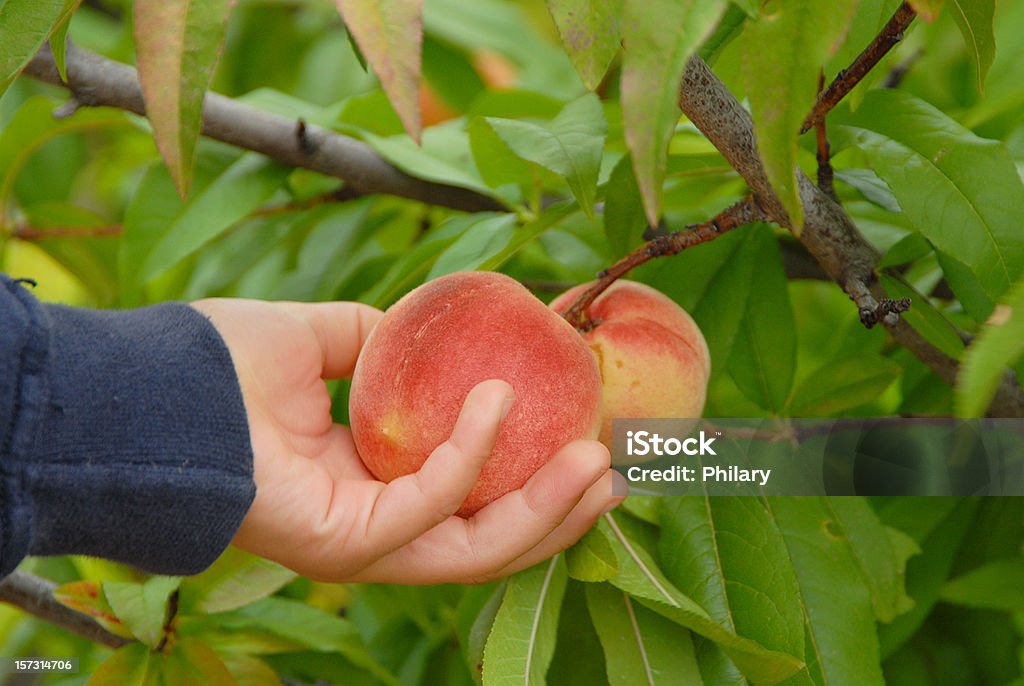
134, 0, 233, 196
879, 274, 965, 361
601, 513, 803, 685
948, 0, 996, 90
138, 152, 290, 283
104, 576, 182, 648
178, 547, 296, 615
53, 580, 134, 639
86, 642, 153, 686
454, 582, 506, 686
468, 116, 534, 194
659, 498, 806, 678
547, 581, 610, 686
162, 637, 235, 686
546, 0, 623, 90
764, 497, 887, 685
335, 0, 423, 142
620, 0, 728, 225
566, 525, 620, 582
217, 652, 283, 686
482, 555, 568, 686
210, 596, 397, 685
364, 126, 498, 197
826, 498, 918, 623
640, 228, 759, 377
789, 354, 902, 417
586, 582, 702, 685
49, 1, 78, 83
603, 153, 648, 258
835, 89, 1024, 302
0, 0, 78, 96
742, 0, 857, 232
427, 214, 517, 279
727, 226, 796, 414
485, 93, 607, 218
941, 558, 1024, 611
955, 276, 1024, 417
878, 233, 932, 268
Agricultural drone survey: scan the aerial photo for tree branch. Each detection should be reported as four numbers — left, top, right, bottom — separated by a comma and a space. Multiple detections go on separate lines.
23, 44, 502, 214
678, 55, 1024, 417
562, 195, 766, 331
801, 2, 917, 133
0, 571, 130, 649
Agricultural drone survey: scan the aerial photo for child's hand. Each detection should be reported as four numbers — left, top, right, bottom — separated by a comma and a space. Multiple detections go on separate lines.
193, 298, 622, 583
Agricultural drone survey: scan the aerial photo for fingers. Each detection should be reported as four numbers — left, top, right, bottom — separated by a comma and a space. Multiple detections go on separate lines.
356, 380, 514, 559
351, 439, 619, 584
286, 301, 384, 379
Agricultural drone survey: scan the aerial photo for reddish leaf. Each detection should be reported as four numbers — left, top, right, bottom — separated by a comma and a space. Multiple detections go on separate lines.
133, 0, 233, 197
336, 0, 424, 143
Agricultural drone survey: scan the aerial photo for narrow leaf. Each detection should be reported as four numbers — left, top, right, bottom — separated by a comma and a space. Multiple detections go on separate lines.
162, 637, 235, 686
941, 558, 1024, 612
104, 576, 182, 649
483, 555, 569, 686
428, 214, 517, 279
138, 153, 289, 283
948, 0, 995, 89
546, 0, 624, 90
335, 0, 423, 142
49, 0, 80, 82
485, 93, 607, 218
178, 547, 296, 615
836, 89, 1024, 302
601, 513, 803, 685
742, 0, 858, 232
211, 596, 397, 685
789, 354, 901, 416
956, 276, 1024, 417
826, 497, 918, 623
603, 153, 647, 258
659, 498, 806, 674
765, 497, 886, 685
620, 0, 728, 225
727, 226, 796, 414
54, 580, 134, 639
0, 0, 76, 96
566, 525, 620, 582
586, 583, 703, 686
86, 643, 152, 686
134, 0, 233, 196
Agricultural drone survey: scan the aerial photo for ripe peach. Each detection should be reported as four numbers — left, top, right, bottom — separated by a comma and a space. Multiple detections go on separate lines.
349, 271, 603, 516
551, 281, 711, 452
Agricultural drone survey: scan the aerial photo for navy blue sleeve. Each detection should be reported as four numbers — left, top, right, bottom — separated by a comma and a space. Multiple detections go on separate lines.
1, 275, 255, 578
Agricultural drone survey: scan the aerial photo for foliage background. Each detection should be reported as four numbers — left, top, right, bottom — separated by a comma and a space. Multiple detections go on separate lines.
1, 0, 1024, 684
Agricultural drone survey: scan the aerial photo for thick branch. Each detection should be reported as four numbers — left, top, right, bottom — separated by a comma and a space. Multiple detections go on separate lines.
563, 196, 766, 330
801, 2, 917, 133
23, 44, 502, 213
0, 571, 130, 649
678, 56, 1024, 417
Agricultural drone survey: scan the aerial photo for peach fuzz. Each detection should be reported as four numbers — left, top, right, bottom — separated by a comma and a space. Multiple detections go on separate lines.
349, 271, 603, 516
551, 280, 711, 452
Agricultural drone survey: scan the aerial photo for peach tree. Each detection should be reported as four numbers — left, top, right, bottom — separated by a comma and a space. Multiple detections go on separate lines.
1, 0, 1023, 684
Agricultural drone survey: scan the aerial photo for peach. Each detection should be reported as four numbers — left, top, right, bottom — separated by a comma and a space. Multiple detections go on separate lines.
551, 280, 711, 453
349, 271, 603, 516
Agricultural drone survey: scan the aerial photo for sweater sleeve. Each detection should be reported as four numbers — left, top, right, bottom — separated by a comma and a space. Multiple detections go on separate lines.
0, 275, 255, 578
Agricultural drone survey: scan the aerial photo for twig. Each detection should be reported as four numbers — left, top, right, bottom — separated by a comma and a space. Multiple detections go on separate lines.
677, 55, 1024, 417
562, 195, 766, 331
23, 44, 502, 214
814, 72, 838, 203
801, 2, 917, 134
0, 571, 130, 649
13, 224, 122, 240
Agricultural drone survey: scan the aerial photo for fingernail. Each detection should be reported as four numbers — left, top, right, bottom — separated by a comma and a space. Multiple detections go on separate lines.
601, 497, 624, 515
500, 392, 515, 420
